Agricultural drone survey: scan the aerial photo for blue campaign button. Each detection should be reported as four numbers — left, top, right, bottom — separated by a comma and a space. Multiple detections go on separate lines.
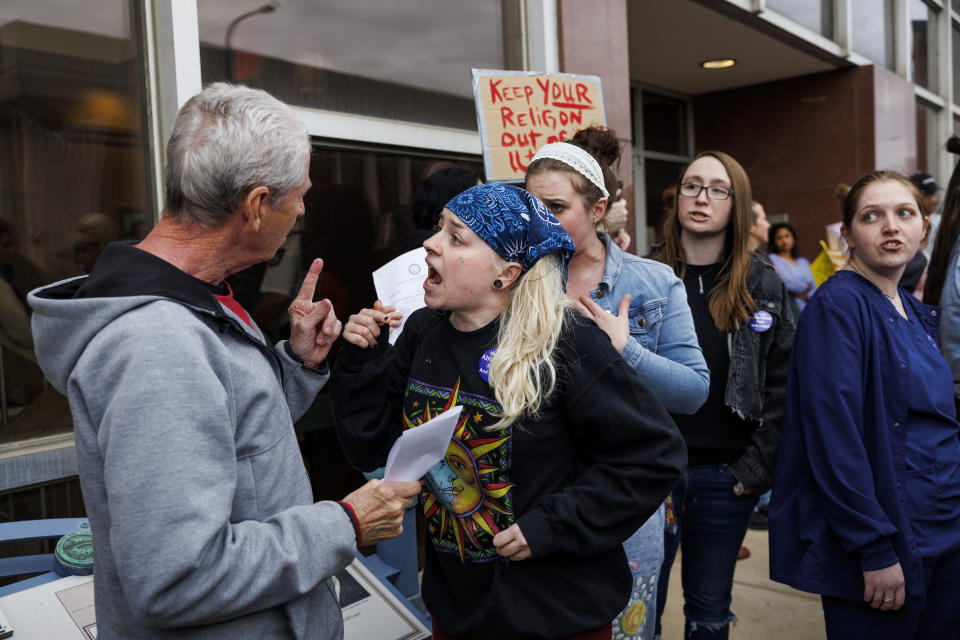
749, 310, 773, 332
478, 347, 497, 383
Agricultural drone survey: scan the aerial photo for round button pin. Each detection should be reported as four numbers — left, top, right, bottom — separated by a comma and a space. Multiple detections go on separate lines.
749, 310, 773, 332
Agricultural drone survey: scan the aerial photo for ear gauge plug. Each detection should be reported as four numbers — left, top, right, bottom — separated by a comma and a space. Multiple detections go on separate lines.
493, 279, 503, 289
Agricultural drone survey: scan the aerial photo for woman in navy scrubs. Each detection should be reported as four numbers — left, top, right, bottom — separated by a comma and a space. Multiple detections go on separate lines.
770, 170, 960, 638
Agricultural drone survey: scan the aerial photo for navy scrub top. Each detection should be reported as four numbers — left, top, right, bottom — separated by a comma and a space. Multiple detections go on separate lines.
900, 302, 960, 559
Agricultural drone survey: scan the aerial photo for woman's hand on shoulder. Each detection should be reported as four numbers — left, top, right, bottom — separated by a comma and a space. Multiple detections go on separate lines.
863, 562, 905, 611
575, 294, 631, 353
342, 301, 403, 349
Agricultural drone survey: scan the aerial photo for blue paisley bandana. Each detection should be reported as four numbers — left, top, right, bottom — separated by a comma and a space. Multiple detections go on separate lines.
445, 183, 576, 273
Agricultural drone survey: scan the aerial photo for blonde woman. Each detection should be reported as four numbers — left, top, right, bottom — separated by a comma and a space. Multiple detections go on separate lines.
331, 183, 685, 640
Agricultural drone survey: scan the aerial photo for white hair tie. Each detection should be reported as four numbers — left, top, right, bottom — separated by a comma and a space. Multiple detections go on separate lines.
530, 142, 609, 198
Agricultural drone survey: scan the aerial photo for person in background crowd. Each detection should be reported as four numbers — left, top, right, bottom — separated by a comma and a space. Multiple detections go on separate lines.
770, 169, 960, 638
397, 166, 481, 253
922, 137, 960, 398
913, 172, 941, 263
28, 83, 420, 640
653, 151, 794, 640
525, 129, 708, 640
747, 201, 770, 253
332, 183, 686, 640
601, 185, 632, 252
768, 222, 817, 315
743, 201, 775, 538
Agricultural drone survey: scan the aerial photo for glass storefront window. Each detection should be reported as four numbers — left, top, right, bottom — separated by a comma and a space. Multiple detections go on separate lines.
242, 144, 483, 347
954, 23, 960, 104
766, 0, 834, 38
915, 100, 938, 174
197, 0, 503, 130
642, 92, 688, 156
955, 116, 960, 168
642, 159, 686, 253
852, 0, 895, 69
910, 0, 937, 91
232, 143, 483, 497
0, 1, 153, 451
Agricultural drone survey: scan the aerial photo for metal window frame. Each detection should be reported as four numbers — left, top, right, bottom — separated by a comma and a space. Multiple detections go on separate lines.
0, 0, 179, 491
631, 83, 695, 256
149, 0, 562, 201
719, 0, 957, 185
2, 0, 543, 490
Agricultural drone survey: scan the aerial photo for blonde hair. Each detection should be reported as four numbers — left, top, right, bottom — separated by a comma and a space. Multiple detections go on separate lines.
487, 253, 573, 431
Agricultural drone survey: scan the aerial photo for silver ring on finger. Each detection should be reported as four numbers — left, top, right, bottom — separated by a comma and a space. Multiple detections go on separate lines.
882, 596, 893, 603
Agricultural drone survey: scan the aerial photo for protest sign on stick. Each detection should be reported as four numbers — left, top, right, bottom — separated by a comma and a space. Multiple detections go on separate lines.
472, 69, 606, 182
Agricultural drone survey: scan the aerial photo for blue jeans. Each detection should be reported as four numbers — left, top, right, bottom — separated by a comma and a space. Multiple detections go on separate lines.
615, 504, 665, 640
654, 465, 758, 639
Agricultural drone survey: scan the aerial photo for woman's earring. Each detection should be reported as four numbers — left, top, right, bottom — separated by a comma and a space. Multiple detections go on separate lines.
493, 279, 503, 289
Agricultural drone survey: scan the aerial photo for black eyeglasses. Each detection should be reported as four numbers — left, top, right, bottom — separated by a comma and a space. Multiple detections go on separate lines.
678, 183, 734, 201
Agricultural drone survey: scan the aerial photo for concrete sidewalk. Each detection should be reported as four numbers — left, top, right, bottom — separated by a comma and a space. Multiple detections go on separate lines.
658, 529, 826, 639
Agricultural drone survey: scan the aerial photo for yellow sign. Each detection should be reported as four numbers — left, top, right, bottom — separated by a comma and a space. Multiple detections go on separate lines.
811, 240, 847, 286
471, 69, 606, 182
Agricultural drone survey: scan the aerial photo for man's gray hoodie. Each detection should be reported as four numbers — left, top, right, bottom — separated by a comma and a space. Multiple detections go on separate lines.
28, 242, 354, 639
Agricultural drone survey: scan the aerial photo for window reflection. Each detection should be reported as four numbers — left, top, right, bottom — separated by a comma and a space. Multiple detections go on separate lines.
953, 23, 960, 105
766, 0, 834, 38
0, 1, 152, 447
197, 0, 503, 129
642, 92, 688, 157
916, 100, 938, 174
910, 0, 936, 92
241, 145, 483, 347
643, 159, 686, 255
852, 0, 895, 69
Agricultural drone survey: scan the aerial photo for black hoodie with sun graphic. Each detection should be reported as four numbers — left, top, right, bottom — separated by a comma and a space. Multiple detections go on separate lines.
332, 307, 685, 640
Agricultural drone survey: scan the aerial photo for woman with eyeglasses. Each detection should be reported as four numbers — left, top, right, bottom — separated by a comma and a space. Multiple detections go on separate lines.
652, 151, 794, 639
525, 128, 707, 640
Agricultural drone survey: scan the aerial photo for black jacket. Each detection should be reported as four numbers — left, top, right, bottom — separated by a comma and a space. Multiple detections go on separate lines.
331, 308, 685, 639
726, 253, 795, 494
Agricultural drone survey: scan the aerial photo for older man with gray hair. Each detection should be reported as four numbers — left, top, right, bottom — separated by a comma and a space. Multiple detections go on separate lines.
28, 83, 419, 639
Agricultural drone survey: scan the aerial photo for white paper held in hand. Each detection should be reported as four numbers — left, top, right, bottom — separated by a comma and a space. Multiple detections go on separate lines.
384, 406, 464, 482
372, 247, 428, 345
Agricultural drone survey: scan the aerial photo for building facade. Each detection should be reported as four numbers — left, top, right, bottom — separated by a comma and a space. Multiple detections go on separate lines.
1, 0, 958, 523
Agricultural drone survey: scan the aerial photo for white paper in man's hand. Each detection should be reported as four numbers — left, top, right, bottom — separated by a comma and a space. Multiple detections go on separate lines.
384, 406, 463, 482
372, 248, 428, 344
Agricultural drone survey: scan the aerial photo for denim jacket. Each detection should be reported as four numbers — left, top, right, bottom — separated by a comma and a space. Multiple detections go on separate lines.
723, 253, 795, 494
589, 234, 709, 414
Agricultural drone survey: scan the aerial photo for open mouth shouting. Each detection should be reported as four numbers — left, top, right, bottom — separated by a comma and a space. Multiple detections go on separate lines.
424, 264, 443, 291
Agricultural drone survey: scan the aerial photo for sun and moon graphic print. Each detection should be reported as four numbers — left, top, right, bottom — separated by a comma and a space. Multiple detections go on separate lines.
403, 376, 514, 564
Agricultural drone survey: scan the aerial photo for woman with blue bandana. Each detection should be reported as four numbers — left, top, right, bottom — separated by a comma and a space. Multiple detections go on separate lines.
331, 183, 686, 640
526, 130, 708, 640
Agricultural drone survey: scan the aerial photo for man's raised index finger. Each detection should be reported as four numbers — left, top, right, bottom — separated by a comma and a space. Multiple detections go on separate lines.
296, 258, 324, 302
